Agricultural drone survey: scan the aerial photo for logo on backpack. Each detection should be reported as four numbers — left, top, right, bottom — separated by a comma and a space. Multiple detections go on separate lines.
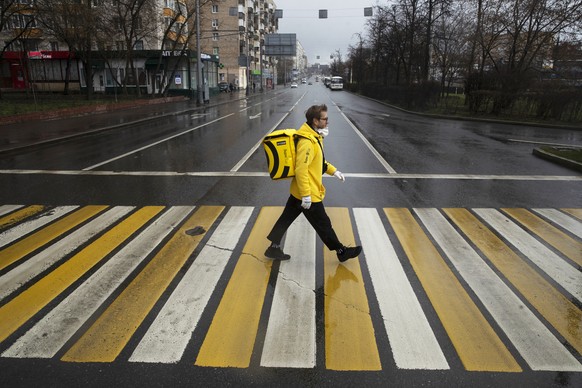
262, 129, 313, 180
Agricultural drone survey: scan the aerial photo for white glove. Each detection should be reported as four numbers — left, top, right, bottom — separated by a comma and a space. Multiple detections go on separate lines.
333, 171, 345, 182
301, 196, 312, 209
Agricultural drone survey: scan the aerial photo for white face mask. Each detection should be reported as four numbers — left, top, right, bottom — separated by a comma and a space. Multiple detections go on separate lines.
318, 127, 329, 138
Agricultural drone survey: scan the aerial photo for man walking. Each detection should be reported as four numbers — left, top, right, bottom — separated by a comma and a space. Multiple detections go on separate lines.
265, 104, 362, 262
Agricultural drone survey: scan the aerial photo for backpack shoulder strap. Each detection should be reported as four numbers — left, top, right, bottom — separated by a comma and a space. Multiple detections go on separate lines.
294, 132, 316, 142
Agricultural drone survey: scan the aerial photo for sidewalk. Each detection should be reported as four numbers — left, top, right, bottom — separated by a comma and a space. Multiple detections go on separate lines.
0, 88, 267, 154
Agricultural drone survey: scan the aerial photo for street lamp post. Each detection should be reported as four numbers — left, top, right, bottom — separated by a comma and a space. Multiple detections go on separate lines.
245, 8, 252, 96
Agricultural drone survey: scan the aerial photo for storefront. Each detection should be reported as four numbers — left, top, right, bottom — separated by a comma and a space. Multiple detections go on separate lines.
1, 49, 220, 97
0, 51, 78, 91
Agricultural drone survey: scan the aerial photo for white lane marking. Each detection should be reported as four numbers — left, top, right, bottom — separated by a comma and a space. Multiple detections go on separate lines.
474, 209, 582, 303
129, 206, 253, 363
0, 205, 24, 217
238, 93, 287, 113
190, 113, 208, 119
250, 113, 262, 119
353, 208, 449, 370
1, 169, 581, 181
532, 208, 582, 238
0, 206, 134, 301
337, 107, 397, 174
416, 208, 582, 372
230, 92, 307, 172
2, 207, 192, 359
508, 139, 582, 147
261, 216, 317, 368
82, 114, 235, 171
0, 206, 78, 249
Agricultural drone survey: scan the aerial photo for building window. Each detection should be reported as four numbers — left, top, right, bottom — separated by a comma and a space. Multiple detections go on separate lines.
134, 40, 144, 50
9, 14, 36, 29
212, 32, 219, 41
213, 47, 219, 55
212, 19, 218, 29
212, 4, 218, 13
50, 41, 59, 51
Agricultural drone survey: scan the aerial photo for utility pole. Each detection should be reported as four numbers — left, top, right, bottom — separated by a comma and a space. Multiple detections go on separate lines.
258, 9, 263, 92
196, 0, 203, 105
246, 9, 251, 96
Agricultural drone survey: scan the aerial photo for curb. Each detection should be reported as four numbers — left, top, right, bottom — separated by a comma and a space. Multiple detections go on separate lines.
351, 92, 582, 131
532, 147, 582, 173
0, 96, 189, 126
0, 89, 284, 155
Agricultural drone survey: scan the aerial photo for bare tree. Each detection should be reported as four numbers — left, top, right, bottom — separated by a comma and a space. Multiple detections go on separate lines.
473, 0, 582, 111
0, 0, 37, 98
1, 0, 36, 55
102, 0, 159, 96
35, 0, 103, 99
421, 0, 453, 81
432, 1, 471, 95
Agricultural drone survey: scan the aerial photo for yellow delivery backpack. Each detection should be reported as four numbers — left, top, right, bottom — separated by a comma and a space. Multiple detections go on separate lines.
262, 129, 314, 180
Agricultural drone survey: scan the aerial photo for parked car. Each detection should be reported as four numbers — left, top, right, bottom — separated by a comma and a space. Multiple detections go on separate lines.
218, 82, 229, 92
290, 82, 298, 88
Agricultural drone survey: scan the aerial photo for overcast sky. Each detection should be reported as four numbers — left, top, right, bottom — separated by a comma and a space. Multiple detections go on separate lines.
274, 0, 377, 65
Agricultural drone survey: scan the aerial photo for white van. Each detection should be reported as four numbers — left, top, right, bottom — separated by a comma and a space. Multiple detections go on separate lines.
330, 76, 343, 90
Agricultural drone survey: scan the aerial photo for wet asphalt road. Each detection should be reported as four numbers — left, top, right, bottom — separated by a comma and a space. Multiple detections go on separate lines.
0, 84, 581, 208
0, 84, 581, 387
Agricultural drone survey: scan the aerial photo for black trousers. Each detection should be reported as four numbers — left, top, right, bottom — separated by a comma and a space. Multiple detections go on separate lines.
267, 195, 343, 251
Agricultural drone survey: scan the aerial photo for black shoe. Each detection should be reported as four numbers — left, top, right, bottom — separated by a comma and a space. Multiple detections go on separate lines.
337, 246, 362, 262
265, 246, 291, 260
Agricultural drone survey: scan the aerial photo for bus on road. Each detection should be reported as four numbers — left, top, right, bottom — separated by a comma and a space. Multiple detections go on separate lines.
330, 76, 343, 90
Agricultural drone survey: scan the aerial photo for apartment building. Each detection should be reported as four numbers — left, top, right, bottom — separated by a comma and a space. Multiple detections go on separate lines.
199, 0, 280, 90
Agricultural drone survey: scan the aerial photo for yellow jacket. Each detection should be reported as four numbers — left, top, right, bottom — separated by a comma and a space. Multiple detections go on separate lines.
290, 123, 337, 202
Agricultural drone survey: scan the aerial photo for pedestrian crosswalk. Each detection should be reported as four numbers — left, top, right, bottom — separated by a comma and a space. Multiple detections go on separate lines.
0, 204, 580, 372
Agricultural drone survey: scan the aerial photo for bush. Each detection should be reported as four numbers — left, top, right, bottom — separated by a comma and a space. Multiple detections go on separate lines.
361, 81, 440, 110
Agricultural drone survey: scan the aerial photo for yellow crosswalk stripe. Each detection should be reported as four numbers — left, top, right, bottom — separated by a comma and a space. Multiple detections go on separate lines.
502, 208, 582, 266
561, 208, 582, 221
0, 205, 45, 230
195, 206, 277, 368
444, 208, 582, 355
61, 206, 221, 363
324, 208, 381, 371
0, 206, 163, 343
385, 208, 521, 372
0, 206, 108, 272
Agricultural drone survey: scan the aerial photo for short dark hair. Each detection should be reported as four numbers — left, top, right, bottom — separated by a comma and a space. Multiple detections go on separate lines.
305, 104, 327, 127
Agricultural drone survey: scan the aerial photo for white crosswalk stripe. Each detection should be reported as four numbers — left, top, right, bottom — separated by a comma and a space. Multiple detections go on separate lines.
474, 208, 582, 303
129, 206, 253, 363
353, 208, 449, 370
3, 207, 192, 358
0, 206, 78, 249
532, 208, 582, 238
0, 205, 24, 217
261, 216, 317, 368
416, 208, 582, 372
0, 207, 134, 301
